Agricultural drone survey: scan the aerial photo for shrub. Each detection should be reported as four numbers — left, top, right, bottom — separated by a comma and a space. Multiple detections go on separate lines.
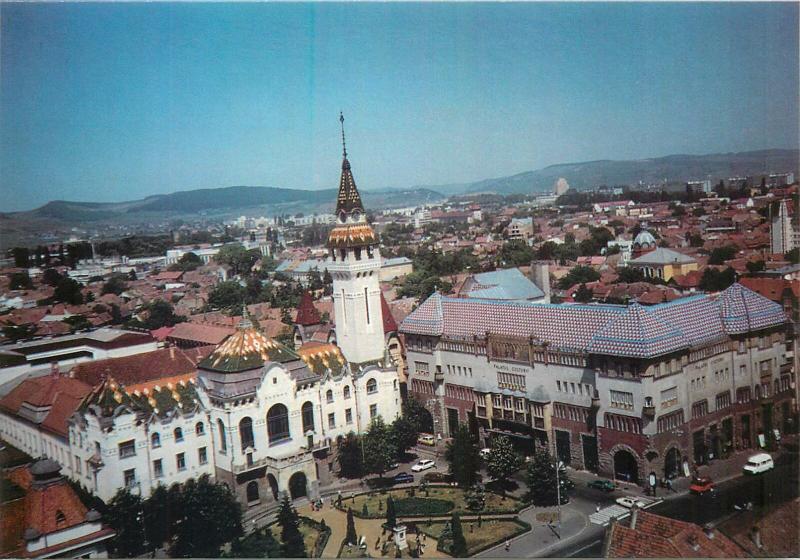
394, 497, 454, 517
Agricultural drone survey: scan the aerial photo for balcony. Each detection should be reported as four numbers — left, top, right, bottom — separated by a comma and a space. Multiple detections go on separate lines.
780, 362, 793, 374
642, 398, 656, 419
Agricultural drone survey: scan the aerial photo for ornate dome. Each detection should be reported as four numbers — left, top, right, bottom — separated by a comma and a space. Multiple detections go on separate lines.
197, 315, 299, 373
634, 230, 656, 247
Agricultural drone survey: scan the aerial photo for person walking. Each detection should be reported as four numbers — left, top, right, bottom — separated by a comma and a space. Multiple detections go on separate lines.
504, 540, 511, 552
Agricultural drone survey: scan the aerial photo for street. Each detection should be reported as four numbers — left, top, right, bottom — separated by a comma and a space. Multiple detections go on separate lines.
547, 452, 799, 558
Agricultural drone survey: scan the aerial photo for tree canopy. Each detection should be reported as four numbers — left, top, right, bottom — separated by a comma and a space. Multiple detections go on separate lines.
486, 435, 524, 486
444, 423, 481, 488
362, 417, 397, 477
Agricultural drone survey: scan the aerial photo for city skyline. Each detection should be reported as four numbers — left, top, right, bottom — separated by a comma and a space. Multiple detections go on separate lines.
2, 2, 798, 211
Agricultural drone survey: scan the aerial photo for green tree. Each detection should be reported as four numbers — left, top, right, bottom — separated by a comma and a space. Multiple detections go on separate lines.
11, 247, 30, 268
525, 449, 572, 506
574, 283, 594, 303
135, 300, 185, 330
465, 483, 485, 512
556, 266, 601, 289
9, 272, 32, 290
230, 527, 282, 558
708, 245, 738, 265
276, 495, 306, 558
53, 276, 84, 305
786, 247, 800, 264
170, 251, 203, 272
105, 488, 145, 557
699, 267, 737, 292
102, 274, 128, 296
337, 432, 364, 478
362, 417, 396, 478
63, 315, 92, 333
444, 423, 481, 488
208, 280, 247, 310
170, 475, 243, 558
403, 397, 433, 434
142, 484, 175, 553
2, 324, 37, 342
215, 244, 261, 276
498, 240, 536, 267
615, 267, 646, 284
42, 268, 63, 287
385, 496, 397, 529
486, 436, 524, 489
450, 513, 468, 557
346, 508, 358, 546
745, 260, 766, 274
390, 415, 419, 460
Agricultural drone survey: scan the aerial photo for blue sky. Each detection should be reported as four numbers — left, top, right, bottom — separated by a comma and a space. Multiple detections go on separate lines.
1, 2, 797, 211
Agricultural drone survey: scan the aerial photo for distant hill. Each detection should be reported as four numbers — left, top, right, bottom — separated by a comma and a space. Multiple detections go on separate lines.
419, 149, 800, 195
5, 185, 446, 223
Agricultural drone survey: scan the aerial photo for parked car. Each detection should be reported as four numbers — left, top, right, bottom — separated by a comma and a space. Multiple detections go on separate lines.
411, 459, 435, 472
743, 453, 774, 474
616, 497, 647, 509
587, 479, 617, 492
479, 448, 491, 459
418, 434, 435, 446
689, 477, 715, 494
393, 472, 414, 484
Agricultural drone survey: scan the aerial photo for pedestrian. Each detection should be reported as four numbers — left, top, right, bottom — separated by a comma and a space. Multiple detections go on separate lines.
666, 479, 674, 493
595, 503, 601, 513
504, 540, 511, 552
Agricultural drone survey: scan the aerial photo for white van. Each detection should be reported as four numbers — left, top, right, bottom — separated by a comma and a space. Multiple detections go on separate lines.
742, 453, 774, 474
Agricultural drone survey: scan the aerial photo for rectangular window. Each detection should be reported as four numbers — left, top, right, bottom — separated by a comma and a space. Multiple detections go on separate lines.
118, 440, 136, 459
657, 410, 685, 433
124, 469, 136, 488
75, 455, 82, 474
370, 404, 378, 419
154, 459, 163, 478
492, 395, 502, 408
715, 392, 731, 410
691, 400, 709, 419
660, 387, 678, 408
176, 452, 186, 471
736, 386, 751, 403
328, 413, 336, 429
414, 361, 430, 375
364, 287, 370, 324
198, 447, 207, 465
610, 390, 634, 410
345, 408, 353, 424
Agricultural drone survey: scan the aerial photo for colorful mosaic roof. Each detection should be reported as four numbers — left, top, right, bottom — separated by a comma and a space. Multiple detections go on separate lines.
400, 283, 787, 359
79, 376, 200, 418
197, 318, 299, 373
328, 223, 377, 248
297, 343, 346, 376
335, 158, 364, 215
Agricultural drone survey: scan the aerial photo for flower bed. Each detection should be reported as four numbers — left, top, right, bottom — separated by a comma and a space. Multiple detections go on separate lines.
342, 485, 523, 519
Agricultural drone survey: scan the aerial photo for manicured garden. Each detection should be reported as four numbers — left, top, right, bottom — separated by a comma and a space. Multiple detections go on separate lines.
414, 518, 531, 556
342, 485, 523, 519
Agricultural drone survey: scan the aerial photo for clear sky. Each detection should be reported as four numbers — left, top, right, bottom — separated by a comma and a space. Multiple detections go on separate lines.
1, 2, 798, 211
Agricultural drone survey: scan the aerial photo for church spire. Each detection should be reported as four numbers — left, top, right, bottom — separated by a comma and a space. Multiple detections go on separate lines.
333, 113, 365, 217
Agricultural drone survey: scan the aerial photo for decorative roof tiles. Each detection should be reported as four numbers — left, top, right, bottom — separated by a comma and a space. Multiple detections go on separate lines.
197, 319, 299, 373
400, 283, 786, 359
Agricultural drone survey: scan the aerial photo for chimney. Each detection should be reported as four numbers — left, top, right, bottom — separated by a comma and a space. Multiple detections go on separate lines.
750, 526, 763, 549
629, 504, 639, 530
530, 260, 551, 304
703, 524, 715, 540
170, 346, 175, 360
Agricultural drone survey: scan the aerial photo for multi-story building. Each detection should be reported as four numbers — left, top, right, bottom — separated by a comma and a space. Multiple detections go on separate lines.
770, 198, 798, 255
401, 284, 794, 484
506, 217, 534, 241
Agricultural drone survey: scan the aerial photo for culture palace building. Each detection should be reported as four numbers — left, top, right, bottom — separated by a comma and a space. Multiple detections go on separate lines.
0, 121, 401, 516
401, 283, 796, 484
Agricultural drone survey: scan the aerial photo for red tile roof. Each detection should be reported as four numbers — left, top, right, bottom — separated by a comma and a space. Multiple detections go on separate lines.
739, 277, 795, 304
381, 291, 398, 333
605, 509, 747, 558
167, 322, 234, 345
70, 347, 198, 387
296, 292, 321, 326
0, 376, 92, 437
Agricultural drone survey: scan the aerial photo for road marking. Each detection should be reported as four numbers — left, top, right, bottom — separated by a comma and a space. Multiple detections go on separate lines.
589, 498, 663, 526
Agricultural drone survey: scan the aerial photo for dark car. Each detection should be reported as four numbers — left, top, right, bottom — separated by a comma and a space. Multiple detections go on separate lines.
587, 479, 617, 492
393, 472, 414, 484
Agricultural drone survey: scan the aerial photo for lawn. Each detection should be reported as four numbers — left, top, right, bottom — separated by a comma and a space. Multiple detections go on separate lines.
265, 517, 330, 557
414, 518, 530, 556
344, 486, 522, 518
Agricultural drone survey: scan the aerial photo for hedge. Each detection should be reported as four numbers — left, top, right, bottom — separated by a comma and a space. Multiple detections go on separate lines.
395, 497, 455, 517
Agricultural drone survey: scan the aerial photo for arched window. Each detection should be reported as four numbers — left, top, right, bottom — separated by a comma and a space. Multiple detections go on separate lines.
239, 417, 254, 451
217, 419, 227, 453
195, 421, 205, 436
246, 481, 259, 504
326, 389, 334, 404
366, 378, 377, 394
151, 432, 161, 448
343, 385, 351, 399
267, 404, 290, 444
302, 401, 314, 434
174, 427, 183, 442
55, 510, 66, 525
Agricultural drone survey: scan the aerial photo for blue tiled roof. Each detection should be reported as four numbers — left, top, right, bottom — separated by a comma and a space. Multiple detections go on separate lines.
465, 268, 544, 301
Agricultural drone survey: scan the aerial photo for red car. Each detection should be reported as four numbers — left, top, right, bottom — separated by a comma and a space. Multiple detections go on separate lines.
689, 477, 715, 494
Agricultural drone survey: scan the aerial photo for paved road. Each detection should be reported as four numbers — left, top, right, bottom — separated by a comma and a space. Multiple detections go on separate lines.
546, 453, 799, 558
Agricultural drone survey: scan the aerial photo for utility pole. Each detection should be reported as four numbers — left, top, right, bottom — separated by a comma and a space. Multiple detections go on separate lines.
553, 426, 562, 537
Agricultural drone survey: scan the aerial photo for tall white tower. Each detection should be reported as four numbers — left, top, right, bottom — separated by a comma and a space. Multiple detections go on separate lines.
327, 114, 385, 364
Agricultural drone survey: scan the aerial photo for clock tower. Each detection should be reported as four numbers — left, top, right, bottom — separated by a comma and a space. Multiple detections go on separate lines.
327, 114, 385, 365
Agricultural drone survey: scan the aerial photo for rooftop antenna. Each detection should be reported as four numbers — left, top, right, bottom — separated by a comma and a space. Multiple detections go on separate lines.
339, 112, 347, 159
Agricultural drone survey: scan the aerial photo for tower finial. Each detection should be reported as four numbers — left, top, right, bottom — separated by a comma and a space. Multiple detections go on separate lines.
339, 112, 347, 159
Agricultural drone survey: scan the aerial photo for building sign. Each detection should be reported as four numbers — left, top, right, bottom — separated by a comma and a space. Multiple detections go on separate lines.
494, 363, 530, 374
